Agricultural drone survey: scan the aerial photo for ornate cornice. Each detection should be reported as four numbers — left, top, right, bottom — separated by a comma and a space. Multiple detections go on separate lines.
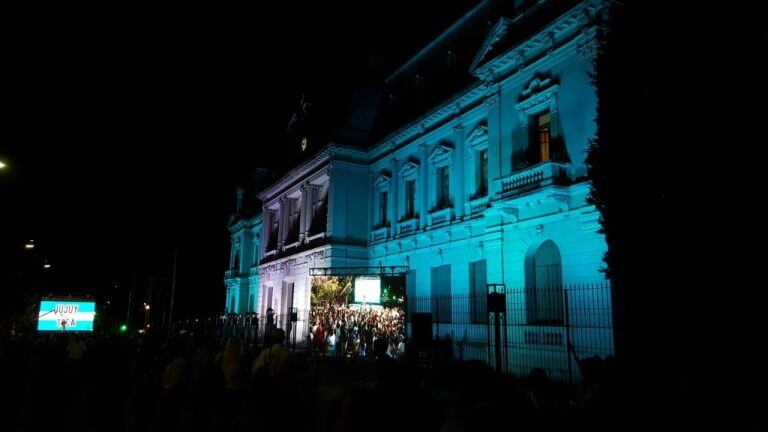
368, 1, 605, 164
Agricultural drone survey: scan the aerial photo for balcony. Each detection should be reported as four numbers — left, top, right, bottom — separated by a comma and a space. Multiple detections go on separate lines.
428, 206, 454, 226
466, 195, 490, 216
224, 269, 239, 279
500, 161, 571, 195
371, 226, 389, 243
397, 217, 419, 237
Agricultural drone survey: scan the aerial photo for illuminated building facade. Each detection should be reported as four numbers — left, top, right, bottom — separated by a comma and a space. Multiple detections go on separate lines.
225, 0, 612, 375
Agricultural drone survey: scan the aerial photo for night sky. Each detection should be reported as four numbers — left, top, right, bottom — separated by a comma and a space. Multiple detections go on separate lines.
0, 1, 479, 320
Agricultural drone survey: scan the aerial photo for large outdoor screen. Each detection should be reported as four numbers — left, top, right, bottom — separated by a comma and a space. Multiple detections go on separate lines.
309, 274, 407, 359
37, 300, 95, 332
353, 276, 381, 304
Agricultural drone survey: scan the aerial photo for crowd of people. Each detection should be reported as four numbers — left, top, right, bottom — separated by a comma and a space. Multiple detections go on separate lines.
309, 302, 406, 359
0, 327, 303, 431
3, 324, 734, 431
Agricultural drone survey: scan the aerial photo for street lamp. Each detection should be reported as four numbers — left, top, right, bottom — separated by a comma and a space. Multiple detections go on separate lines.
0, 160, 6, 169
25, 240, 35, 250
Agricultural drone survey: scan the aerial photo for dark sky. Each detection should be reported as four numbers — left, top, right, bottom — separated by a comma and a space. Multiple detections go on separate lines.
0, 1, 479, 319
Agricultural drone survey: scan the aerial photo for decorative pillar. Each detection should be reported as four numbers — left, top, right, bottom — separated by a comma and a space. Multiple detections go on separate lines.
326, 165, 335, 237
453, 121, 465, 219
277, 197, 286, 250
484, 88, 502, 196
390, 157, 399, 230
367, 169, 375, 232
419, 143, 428, 228
299, 183, 309, 243
261, 206, 271, 255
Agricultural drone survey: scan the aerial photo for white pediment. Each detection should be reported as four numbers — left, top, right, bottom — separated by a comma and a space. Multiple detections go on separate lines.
429, 143, 454, 163
466, 124, 488, 148
522, 76, 554, 97
399, 160, 419, 178
469, 17, 512, 73
374, 173, 391, 190
516, 75, 560, 111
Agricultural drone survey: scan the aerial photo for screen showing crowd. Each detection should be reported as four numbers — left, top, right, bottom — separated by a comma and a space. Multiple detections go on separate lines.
310, 276, 406, 359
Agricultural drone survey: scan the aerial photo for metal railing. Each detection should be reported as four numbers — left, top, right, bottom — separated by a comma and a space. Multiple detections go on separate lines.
407, 282, 613, 382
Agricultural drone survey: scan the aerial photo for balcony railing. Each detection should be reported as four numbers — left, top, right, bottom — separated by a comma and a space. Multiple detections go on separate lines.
397, 217, 419, 236
371, 226, 389, 243
224, 269, 238, 279
466, 195, 490, 216
428, 206, 454, 226
501, 161, 571, 194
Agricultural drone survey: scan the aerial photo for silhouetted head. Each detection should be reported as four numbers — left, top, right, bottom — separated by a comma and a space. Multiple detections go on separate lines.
270, 328, 285, 346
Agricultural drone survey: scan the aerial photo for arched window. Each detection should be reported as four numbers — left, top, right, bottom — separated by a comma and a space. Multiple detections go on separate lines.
525, 240, 563, 324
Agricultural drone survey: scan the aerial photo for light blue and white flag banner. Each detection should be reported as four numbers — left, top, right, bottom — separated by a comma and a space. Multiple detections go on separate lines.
37, 300, 95, 331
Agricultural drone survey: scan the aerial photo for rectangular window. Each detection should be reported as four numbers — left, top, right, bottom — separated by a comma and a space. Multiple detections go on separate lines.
405, 180, 416, 218
437, 166, 450, 207
431, 264, 452, 324
537, 112, 551, 162
469, 260, 488, 324
478, 149, 488, 196
379, 190, 388, 225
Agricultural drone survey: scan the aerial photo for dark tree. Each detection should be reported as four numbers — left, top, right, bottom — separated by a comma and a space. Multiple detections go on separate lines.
588, 1, 768, 427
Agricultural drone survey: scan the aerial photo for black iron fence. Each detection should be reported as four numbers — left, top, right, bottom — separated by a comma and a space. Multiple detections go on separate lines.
189, 309, 312, 353
408, 282, 613, 382
177, 283, 611, 382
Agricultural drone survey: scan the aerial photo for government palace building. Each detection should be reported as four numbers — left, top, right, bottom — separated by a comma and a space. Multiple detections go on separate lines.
224, 0, 612, 378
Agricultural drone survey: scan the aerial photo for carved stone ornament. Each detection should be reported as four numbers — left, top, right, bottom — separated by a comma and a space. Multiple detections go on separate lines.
466, 124, 488, 148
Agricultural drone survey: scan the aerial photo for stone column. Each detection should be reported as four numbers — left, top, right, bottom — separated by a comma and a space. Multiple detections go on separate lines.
485, 88, 502, 196
326, 165, 335, 237
367, 169, 375, 232
277, 197, 286, 250
389, 157, 399, 231
419, 143, 428, 228
299, 184, 309, 243
453, 121, 465, 219
261, 206, 271, 255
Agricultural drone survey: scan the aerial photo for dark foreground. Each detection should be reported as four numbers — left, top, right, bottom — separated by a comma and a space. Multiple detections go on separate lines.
0, 331, 761, 431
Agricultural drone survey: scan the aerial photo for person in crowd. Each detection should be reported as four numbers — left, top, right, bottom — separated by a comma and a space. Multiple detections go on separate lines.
158, 338, 188, 431
314, 321, 324, 356
327, 326, 337, 357
358, 335, 366, 358
66, 334, 87, 380
386, 340, 398, 359
214, 336, 246, 428
251, 329, 294, 428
